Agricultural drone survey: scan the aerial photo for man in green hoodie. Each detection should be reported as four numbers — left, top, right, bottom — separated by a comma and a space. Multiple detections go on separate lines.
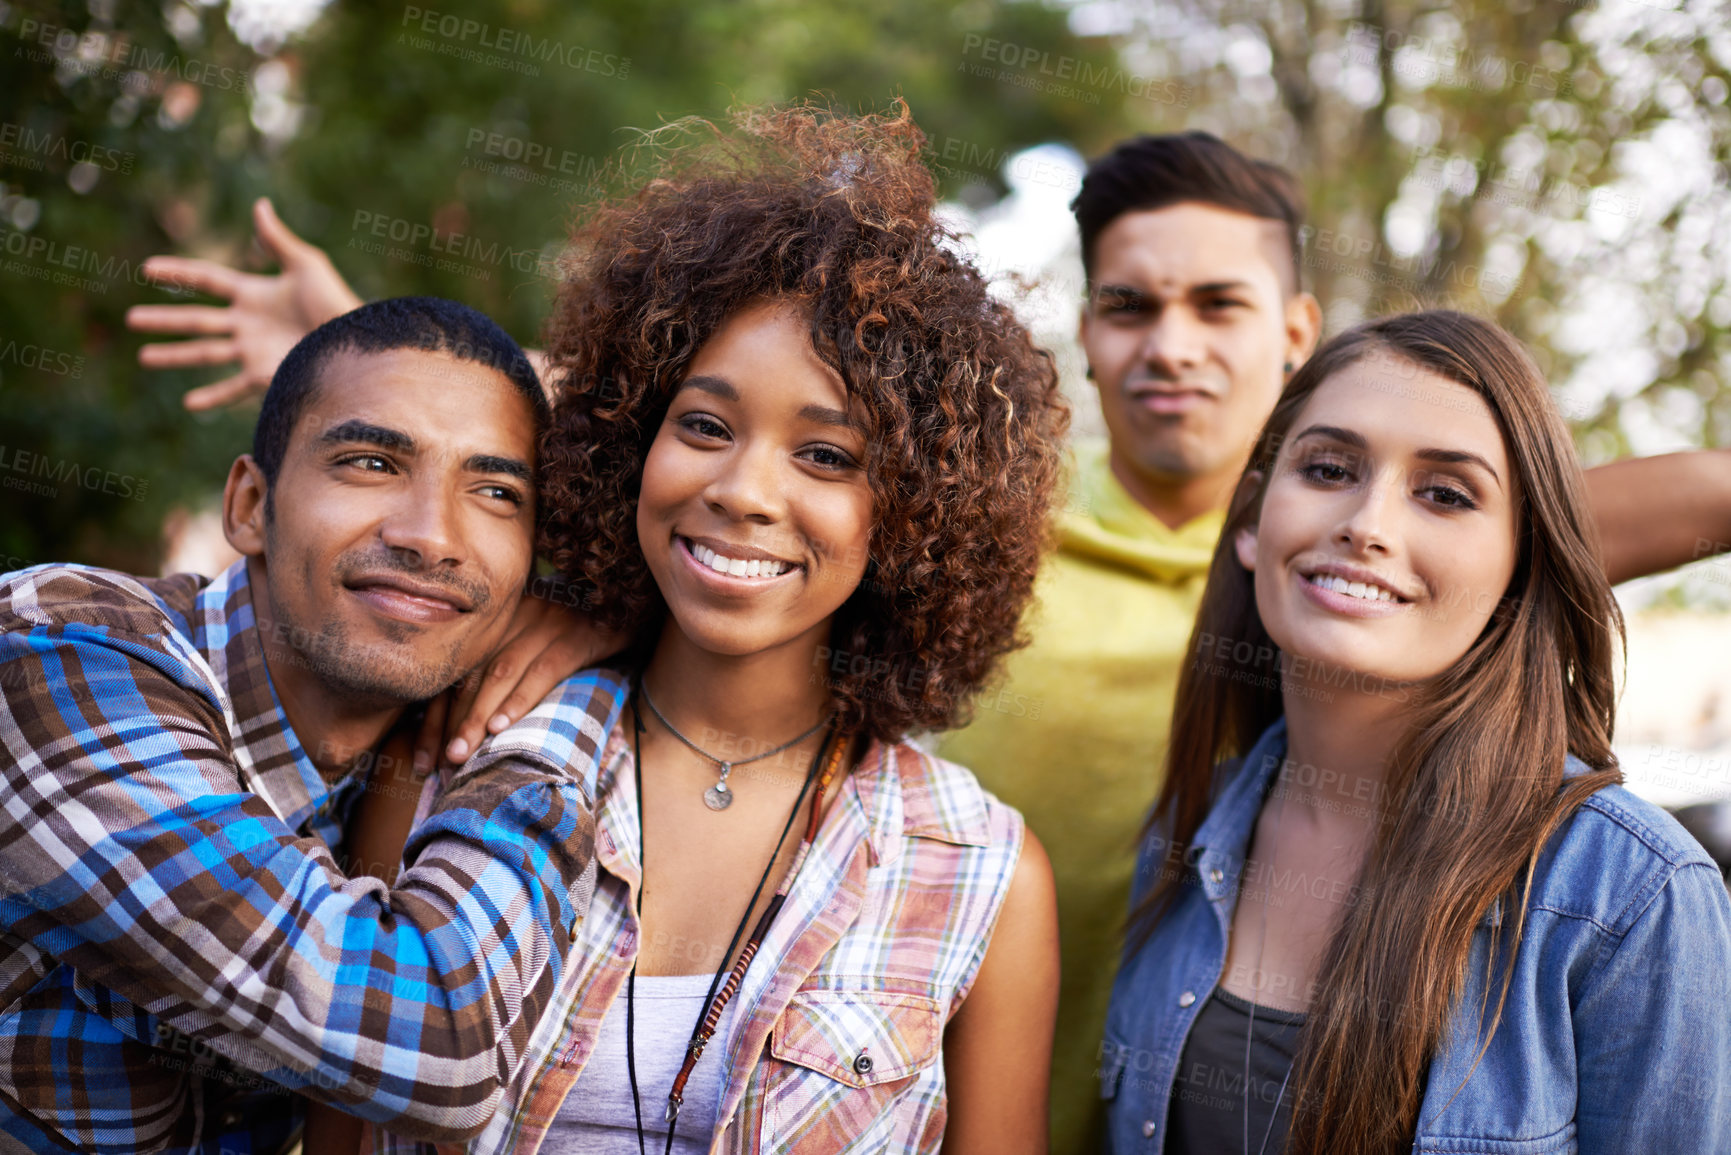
935, 133, 1315, 1155
935, 131, 1731, 1155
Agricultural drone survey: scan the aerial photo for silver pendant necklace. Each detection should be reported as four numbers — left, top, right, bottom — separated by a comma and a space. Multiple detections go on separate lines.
638, 681, 832, 811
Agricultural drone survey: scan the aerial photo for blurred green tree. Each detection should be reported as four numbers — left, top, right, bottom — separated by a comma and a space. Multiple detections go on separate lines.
1, 0, 264, 571
0, 0, 1140, 570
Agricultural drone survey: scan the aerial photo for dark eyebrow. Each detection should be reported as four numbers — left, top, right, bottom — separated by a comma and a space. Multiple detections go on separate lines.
1092, 280, 1254, 305
1292, 425, 1503, 490
317, 420, 414, 454
1091, 283, 1148, 306
1291, 423, 1367, 450
798, 404, 856, 430
465, 454, 533, 483
1414, 447, 1503, 490
678, 374, 739, 401
317, 421, 529, 481
681, 373, 855, 430
1191, 280, 1254, 296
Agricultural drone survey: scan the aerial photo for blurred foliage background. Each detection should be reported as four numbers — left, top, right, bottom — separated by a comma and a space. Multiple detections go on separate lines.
3, 0, 1730, 599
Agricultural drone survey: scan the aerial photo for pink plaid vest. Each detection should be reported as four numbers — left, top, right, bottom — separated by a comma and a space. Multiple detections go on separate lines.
450, 718, 1026, 1155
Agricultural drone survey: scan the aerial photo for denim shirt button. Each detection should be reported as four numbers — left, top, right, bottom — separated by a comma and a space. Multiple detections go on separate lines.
1208, 868, 1223, 884
1142, 1119, 1157, 1137
1178, 990, 1196, 1007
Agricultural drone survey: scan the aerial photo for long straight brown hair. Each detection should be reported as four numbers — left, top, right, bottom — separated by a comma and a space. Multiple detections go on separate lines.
1131, 310, 1624, 1154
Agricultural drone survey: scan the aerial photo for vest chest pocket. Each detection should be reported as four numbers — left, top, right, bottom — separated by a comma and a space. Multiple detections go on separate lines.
769, 989, 943, 1086
754, 989, 946, 1152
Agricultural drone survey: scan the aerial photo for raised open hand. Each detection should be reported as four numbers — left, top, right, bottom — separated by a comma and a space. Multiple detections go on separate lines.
127, 197, 363, 410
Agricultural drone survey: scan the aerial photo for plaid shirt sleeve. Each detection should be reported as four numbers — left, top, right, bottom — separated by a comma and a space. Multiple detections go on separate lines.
0, 572, 625, 1144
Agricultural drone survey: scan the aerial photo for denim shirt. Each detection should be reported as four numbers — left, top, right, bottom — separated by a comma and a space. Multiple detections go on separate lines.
1101, 718, 1731, 1154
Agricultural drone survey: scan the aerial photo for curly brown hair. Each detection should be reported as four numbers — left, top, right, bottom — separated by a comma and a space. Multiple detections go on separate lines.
536, 102, 1069, 742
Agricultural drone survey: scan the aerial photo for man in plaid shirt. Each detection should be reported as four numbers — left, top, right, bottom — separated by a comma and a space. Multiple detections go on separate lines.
0, 298, 624, 1154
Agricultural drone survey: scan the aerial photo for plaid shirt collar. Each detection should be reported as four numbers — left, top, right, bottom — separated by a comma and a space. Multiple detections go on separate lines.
186, 559, 357, 837
592, 726, 995, 886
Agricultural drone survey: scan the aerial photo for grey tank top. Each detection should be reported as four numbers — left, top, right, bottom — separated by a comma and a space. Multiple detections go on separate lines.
541, 971, 744, 1155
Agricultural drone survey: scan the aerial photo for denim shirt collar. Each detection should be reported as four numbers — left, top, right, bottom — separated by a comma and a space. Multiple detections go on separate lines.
1189, 716, 1289, 872
1189, 717, 1599, 928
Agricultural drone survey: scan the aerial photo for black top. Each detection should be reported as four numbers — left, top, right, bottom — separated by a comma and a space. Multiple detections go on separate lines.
1166, 987, 1306, 1155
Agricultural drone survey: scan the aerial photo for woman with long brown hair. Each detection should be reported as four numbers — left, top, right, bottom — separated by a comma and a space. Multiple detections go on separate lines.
1100, 310, 1731, 1154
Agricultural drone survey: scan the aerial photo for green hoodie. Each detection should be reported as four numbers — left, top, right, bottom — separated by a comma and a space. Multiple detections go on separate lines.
936, 441, 1223, 1155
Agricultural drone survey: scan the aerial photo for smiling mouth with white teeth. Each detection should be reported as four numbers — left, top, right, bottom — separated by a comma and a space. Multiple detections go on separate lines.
686, 539, 796, 579
1306, 573, 1406, 603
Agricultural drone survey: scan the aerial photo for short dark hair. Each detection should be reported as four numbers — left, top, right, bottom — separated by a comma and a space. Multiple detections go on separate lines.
1070, 131, 1305, 293
253, 296, 548, 484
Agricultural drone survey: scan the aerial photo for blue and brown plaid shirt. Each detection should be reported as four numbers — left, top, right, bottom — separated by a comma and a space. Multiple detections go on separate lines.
0, 560, 625, 1154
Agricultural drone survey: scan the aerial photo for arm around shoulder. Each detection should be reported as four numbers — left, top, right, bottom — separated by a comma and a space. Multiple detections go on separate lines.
942, 827, 1060, 1155
0, 627, 611, 1141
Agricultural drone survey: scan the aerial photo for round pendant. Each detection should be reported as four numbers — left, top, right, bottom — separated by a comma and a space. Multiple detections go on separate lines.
703, 782, 733, 811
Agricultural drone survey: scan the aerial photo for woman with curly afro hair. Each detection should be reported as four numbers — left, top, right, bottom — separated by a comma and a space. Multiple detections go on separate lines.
407, 102, 1069, 1155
